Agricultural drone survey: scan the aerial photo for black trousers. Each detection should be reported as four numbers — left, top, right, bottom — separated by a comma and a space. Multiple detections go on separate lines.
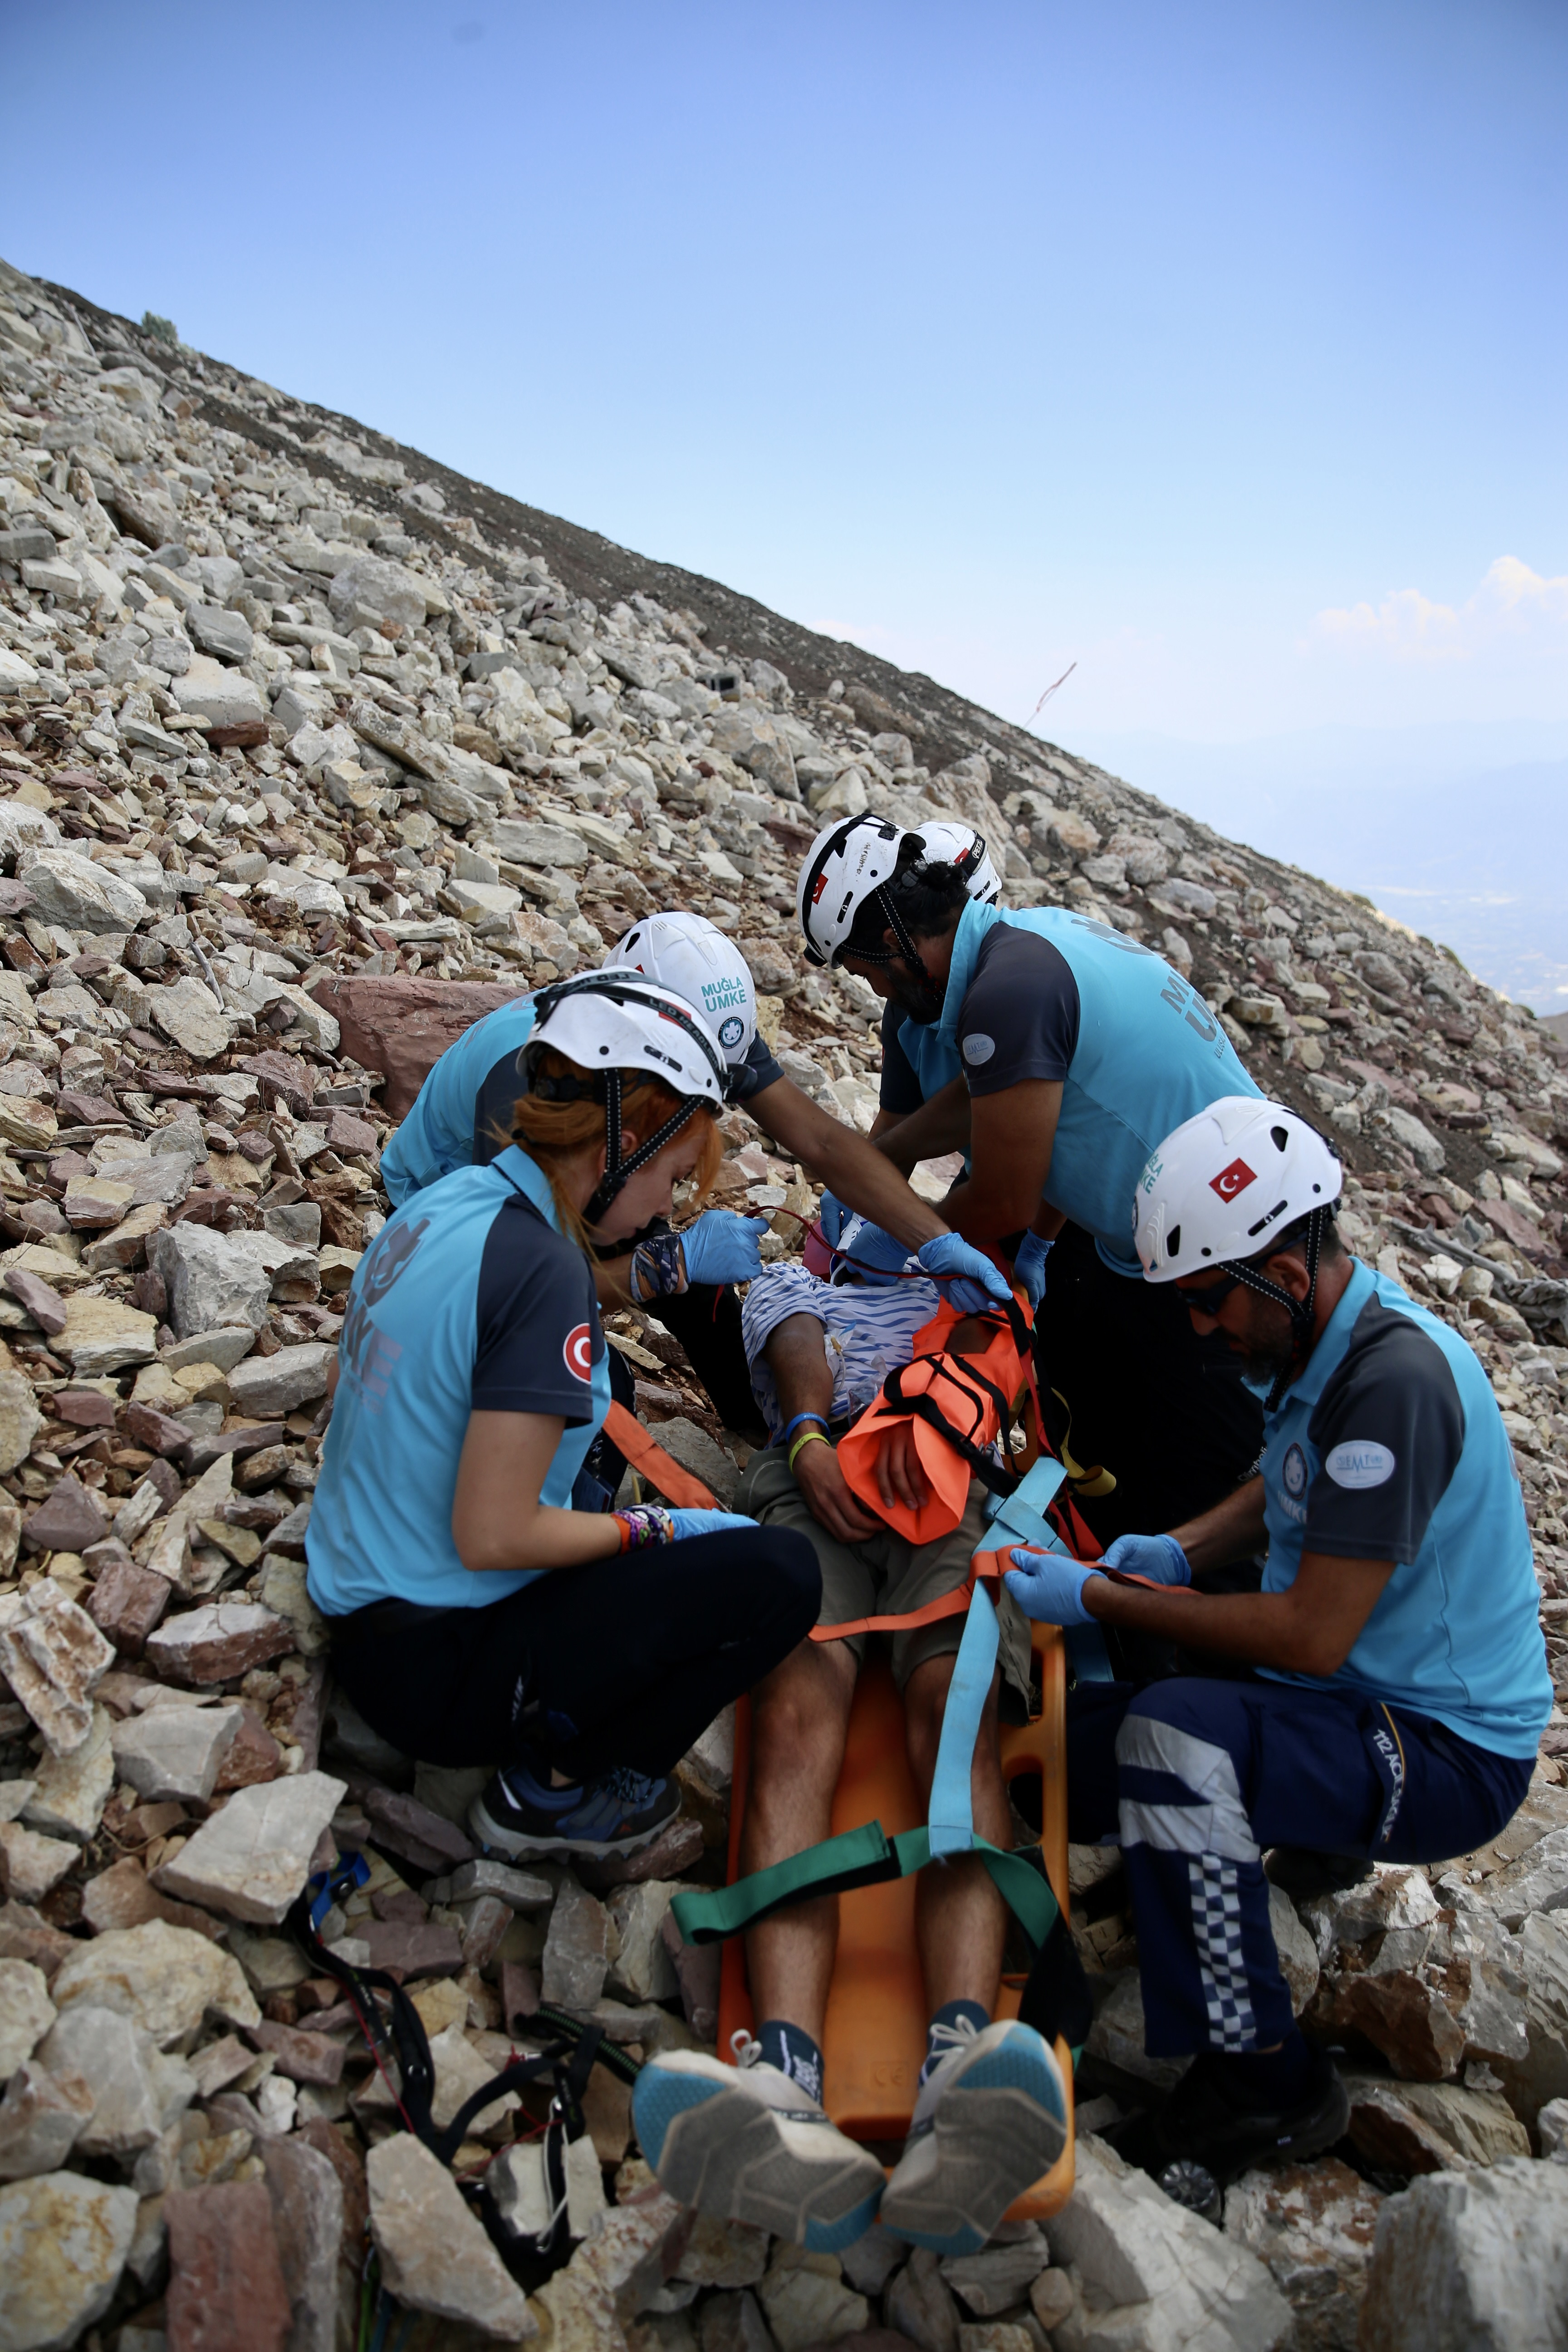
1034, 1222, 1264, 1546
329, 1525, 820, 1783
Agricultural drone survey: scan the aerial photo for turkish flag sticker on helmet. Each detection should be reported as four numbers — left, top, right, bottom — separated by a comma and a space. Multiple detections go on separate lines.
1210, 1157, 1257, 1202
564, 1324, 594, 1382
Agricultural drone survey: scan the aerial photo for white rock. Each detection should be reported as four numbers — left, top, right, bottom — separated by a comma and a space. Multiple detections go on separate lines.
225, 1342, 330, 1418
607, 1882, 681, 2004
15, 844, 147, 932
1045, 2133, 1290, 2351
23, 1704, 114, 1842
491, 2132, 607, 2244
0, 1961, 55, 2079
1225, 2157, 1384, 2351
0, 1581, 114, 1758
1359, 2155, 1568, 2351
37, 2007, 160, 2157
171, 652, 267, 731
152, 1770, 347, 1925
0, 1819, 78, 1901
149, 1224, 274, 1337
1267, 1882, 1321, 2014
0, 2062, 95, 2184
147, 975, 231, 1060
109, 1701, 245, 1805
49, 1919, 259, 2049
0, 2171, 139, 2352
367, 2133, 536, 2339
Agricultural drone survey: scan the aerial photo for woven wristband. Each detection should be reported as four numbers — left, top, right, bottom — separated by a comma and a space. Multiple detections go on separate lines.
789, 1429, 832, 1473
614, 1504, 675, 1551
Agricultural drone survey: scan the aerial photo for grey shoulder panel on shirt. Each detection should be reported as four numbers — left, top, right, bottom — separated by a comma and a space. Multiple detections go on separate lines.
472, 1189, 602, 1421
957, 925, 1080, 1094
1302, 1292, 1466, 1564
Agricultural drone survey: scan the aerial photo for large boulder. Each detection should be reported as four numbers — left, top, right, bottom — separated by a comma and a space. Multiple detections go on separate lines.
309, 975, 523, 1118
1359, 2155, 1568, 2351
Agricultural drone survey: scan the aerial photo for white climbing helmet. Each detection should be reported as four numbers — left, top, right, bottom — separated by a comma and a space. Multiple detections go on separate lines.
796, 814, 1000, 969
1133, 1097, 1343, 1284
607, 911, 756, 1078
522, 970, 726, 1219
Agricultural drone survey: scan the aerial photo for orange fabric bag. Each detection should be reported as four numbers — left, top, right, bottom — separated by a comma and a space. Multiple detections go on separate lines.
835, 1298, 1036, 1545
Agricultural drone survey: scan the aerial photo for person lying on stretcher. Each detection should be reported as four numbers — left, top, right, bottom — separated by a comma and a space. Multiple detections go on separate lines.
633, 1261, 1068, 2256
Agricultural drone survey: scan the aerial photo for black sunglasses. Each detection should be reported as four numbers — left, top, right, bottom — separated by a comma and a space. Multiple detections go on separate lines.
1177, 1270, 1249, 1315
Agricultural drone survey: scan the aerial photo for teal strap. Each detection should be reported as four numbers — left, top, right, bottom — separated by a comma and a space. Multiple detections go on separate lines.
980, 1455, 1070, 1556
927, 1578, 999, 1857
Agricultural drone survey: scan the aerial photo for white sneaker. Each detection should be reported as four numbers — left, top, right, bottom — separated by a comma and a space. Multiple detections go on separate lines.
632, 2032, 887, 2253
879, 2017, 1068, 2255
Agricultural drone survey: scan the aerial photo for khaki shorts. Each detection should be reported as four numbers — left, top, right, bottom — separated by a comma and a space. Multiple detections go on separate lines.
735, 1447, 1032, 1710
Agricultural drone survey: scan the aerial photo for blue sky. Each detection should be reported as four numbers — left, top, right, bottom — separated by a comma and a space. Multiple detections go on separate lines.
2, 5, 1564, 769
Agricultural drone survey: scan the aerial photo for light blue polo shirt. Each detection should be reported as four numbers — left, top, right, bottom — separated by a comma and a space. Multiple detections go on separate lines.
882, 901, 1260, 1270
307, 1146, 611, 1616
379, 997, 540, 1205
1258, 1257, 1551, 1758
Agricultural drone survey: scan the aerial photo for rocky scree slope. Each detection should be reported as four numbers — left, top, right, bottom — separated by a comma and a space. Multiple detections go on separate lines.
0, 257, 1565, 2352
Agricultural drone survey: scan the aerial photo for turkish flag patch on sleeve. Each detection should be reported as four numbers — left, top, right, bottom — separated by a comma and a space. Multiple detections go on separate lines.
1210, 1157, 1257, 1202
564, 1324, 594, 1381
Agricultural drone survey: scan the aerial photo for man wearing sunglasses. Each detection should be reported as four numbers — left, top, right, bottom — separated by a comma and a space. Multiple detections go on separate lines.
1002, 1096, 1550, 2196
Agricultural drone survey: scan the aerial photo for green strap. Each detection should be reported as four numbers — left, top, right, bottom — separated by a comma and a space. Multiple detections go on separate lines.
669, 1822, 1058, 1950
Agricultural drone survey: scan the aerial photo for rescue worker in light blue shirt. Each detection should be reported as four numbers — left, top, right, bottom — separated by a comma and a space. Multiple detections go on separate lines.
796, 815, 1266, 1551
1003, 1097, 1550, 2198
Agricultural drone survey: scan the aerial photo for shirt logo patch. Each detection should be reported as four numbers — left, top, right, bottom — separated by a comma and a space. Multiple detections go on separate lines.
1327, 1440, 1396, 1489
1283, 1442, 1309, 1498
564, 1324, 594, 1382
1211, 1157, 1257, 1202
718, 1014, 745, 1050
962, 1032, 995, 1066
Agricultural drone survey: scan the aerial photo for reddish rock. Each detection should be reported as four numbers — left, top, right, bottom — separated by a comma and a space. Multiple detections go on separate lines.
357, 1918, 466, 1979
54, 1387, 118, 1429
80, 1854, 225, 1940
0, 1897, 76, 1977
124, 1400, 196, 1457
324, 1108, 377, 1156
578, 1812, 705, 1891
247, 2017, 347, 2085
295, 2112, 368, 2253
360, 1784, 476, 1874
1480, 1198, 1550, 1259
236, 1050, 314, 1119
144, 1601, 294, 1686
3, 1267, 67, 1334
500, 1958, 540, 2030
23, 1470, 111, 1554
309, 975, 520, 1117
165, 2179, 292, 2352
1336, 1971, 1465, 2082
212, 1705, 283, 1790
260, 2133, 345, 2352
87, 1555, 172, 1656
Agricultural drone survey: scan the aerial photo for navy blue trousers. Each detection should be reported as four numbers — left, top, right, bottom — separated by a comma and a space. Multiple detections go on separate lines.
1067, 1677, 1532, 2057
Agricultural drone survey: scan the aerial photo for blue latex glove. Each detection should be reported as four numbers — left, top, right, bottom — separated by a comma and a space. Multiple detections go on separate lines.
1014, 1231, 1054, 1310
1102, 1532, 1191, 1587
818, 1190, 850, 1248
679, 1212, 769, 1287
916, 1231, 1014, 1314
669, 1509, 760, 1539
832, 1212, 910, 1288
1003, 1547, 1102, 1626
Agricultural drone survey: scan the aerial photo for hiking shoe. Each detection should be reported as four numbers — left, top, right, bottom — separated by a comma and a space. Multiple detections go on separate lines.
470, 1761, 680, 1860
878, 2017, 1068, 2256
633, 2033, 886, 2253
1124, 2045, 1350, 2190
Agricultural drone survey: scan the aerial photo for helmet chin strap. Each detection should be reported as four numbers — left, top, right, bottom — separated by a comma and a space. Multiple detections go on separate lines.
1219, 1206, 1330, 1411
841, 886, 946, 1019
584, 1067, 699, 1225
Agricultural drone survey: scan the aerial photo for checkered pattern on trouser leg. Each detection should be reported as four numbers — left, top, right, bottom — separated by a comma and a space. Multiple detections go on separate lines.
1187, 1856, 1257, 2050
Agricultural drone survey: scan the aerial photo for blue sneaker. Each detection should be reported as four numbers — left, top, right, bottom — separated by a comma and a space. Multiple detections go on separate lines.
469, 1760, 681, 1860
878, 2017, 1068, 2254
634, 2032, 886, 2253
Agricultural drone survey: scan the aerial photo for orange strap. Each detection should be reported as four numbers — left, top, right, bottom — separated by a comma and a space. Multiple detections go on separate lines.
809, 1548, 1196, 1642
812, 1558, 1003, 1642
603, 1401, 717, 1510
